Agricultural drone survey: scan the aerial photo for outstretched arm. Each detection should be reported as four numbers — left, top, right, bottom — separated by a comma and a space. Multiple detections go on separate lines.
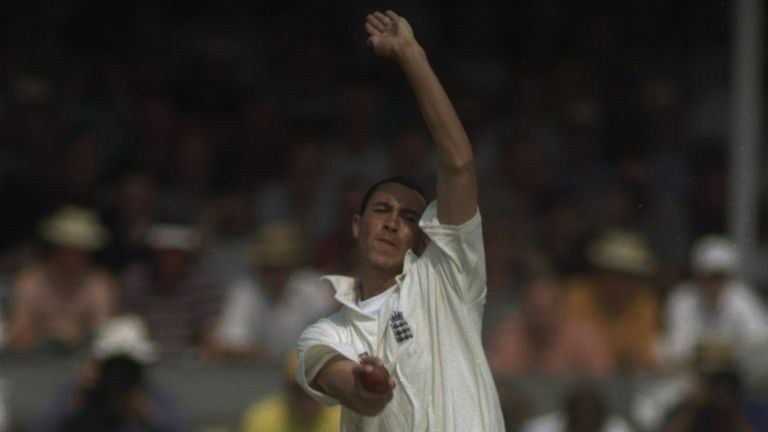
312, 355, 396, 416
366, 11, 477, 225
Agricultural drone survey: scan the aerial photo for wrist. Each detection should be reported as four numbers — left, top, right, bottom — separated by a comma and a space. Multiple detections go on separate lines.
396, 42, 425, 64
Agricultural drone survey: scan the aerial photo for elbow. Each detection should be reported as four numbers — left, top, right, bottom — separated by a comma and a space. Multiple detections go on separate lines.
441, 154, 475, 174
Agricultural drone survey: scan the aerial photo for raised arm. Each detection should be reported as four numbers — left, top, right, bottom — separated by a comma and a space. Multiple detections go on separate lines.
366, 11, 477, 225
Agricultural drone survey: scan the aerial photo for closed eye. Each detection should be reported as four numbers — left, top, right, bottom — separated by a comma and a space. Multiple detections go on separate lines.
402, 211, 419, 223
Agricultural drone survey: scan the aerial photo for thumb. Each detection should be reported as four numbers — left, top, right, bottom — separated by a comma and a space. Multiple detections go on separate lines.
353, 363, 372, 378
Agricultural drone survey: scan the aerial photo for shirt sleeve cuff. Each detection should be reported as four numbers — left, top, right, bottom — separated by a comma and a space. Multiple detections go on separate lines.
296, 343, 359, 406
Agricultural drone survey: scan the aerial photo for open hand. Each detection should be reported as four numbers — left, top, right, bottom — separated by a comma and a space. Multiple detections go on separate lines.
365, 10, 418, 60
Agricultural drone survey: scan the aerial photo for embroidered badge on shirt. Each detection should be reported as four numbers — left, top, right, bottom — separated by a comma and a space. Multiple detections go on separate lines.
389, 311, 413, 343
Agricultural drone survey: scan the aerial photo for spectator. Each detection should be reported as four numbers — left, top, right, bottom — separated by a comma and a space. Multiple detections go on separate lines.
311, 176, 366, 274
98, 170, 158, 273
36, 315, 185, 432
121, 223, 220, 354
156, 128, 217, 224
240, 350, 340, 432
0, 306, 4, 351
390, 126, 436, 194
0, 375, 7, 432
486, 270, 615, 377
481, 215, 526, 329
538, 189, 592, 276
562, 230, 661, 371
198, 192, 257, 287
43, 127, 110, 209
495, 379, 537, 432
254, 141, 337, 245
660, 341, 768, 432
521, 385, 634, 432
7, 206, 116, 352
211, 221, 337, 361
0, 165, 46, 275
659, 235, 768, 370
325, 85, 392, 192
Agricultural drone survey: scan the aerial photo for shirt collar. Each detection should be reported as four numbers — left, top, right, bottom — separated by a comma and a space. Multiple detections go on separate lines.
321, 275, 359, 311
322, 249, 418, 313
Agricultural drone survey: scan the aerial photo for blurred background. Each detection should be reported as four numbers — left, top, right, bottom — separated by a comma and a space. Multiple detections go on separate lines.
1, 0, 767, 431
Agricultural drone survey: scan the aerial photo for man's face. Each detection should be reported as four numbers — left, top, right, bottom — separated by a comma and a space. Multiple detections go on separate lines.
524, 275, 560, 328
52, 246, 91, 275
353, 183, 427, 273
698, 272, 728, 304
153, 249, 190, 288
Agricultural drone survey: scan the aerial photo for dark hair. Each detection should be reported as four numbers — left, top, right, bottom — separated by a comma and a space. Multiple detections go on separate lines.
58, 355, 146, 432
358, 176, 428, 216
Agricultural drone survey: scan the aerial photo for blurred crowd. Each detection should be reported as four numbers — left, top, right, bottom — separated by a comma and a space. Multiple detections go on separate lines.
1, 0, 768, 431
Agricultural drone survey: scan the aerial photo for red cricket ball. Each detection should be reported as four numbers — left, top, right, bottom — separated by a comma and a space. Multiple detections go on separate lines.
359, 364, 390, 392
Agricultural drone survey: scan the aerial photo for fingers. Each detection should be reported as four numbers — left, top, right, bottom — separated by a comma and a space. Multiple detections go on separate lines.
355, 357, 395, 391
366, 13, 387, 33
352, 362, 372, 378
384, 10, 399, 21
360, 356, 386, 368
374, 11, 392, 26
367, 10, 399, 31
365, 21, 380, 37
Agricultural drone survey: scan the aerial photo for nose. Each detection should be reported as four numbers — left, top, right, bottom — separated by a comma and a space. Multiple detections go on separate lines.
383, 212, 399, 232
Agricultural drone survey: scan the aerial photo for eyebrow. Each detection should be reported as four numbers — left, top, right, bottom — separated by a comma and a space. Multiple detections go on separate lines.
371, 201, 420, 218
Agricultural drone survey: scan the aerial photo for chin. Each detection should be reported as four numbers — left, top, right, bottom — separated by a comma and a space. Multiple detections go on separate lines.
368, 253, 405, 273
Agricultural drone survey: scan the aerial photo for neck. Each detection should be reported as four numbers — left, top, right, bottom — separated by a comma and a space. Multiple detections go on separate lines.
358, 267, 399, 301
47, 261, 87, 291
265, 283, 285, 304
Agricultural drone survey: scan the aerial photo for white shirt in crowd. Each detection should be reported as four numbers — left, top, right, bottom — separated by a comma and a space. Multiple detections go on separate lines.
217, 269, 336, 359
661, 279, 768, 364
521, 412, 633, 432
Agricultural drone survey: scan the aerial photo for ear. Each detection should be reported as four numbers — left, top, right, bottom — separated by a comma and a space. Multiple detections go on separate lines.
352, 214, 361, 240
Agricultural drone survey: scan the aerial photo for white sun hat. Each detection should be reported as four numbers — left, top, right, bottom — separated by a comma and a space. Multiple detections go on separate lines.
145, 223, 199, 250
38, 206, 109, 250
91, 315, 158, 364
586, 229, 657, 276
250, 221, 305, 268
691, 235, 739, 277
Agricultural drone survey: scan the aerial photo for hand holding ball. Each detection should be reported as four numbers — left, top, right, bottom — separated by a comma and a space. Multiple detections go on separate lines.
359, 363, 391, 392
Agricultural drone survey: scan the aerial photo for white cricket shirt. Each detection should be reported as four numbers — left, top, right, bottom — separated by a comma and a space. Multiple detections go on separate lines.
296, 201, 505, 431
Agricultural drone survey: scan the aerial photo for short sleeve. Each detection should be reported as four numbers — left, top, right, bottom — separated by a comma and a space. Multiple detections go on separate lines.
417, 201, 486, 303
296, 316, 359, 406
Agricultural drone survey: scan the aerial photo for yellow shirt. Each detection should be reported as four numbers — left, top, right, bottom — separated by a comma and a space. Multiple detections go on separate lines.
563, 275, 660, 370
241, 396, 340, 432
